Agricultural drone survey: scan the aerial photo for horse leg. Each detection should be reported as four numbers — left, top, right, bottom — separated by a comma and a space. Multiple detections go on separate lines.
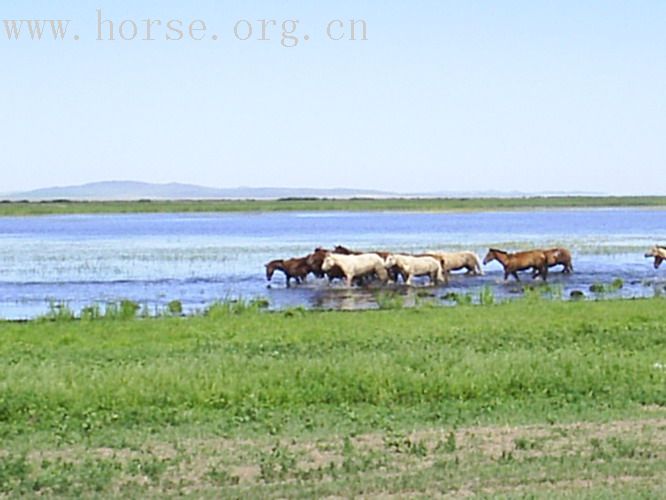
346, 273, 354, 287
376, 266, 389, 285
537, 264, 548, 281
512, 271, 520, 282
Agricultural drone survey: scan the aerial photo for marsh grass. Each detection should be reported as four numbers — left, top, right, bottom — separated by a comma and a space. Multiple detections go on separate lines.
590, 278, 625, 295
3, 298, 666, 496
374, 290, 405, 310
204, 297, 270, 317
41, 301, 76, 322
441, 291, 473, 305
479, 285, 495, 305
2, 196, 666, 216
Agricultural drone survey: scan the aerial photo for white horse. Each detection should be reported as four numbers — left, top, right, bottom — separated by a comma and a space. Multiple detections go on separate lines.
645, 246, 666, 269
385, 254, 446, 286
426, 251, 483, 275
322, 253, 388, 286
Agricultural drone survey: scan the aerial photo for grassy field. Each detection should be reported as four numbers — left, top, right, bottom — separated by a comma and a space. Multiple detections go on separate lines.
1, 298, 666, 497
1, 195, 666, 216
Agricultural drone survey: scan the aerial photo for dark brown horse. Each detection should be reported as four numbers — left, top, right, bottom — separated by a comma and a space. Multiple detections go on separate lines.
333, 245, 360, 255
306, 248, 346, 282
265, 257, 311, 287
483, 248, 548, 281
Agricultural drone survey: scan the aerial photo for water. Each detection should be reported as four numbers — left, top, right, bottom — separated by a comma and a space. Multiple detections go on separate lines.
0, 209, 664, 319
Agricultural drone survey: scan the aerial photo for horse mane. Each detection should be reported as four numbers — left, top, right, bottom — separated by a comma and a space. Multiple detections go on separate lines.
489, 248, 507, 254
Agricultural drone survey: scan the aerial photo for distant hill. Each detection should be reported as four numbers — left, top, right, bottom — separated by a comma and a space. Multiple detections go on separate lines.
1, 181, 603, 201
2, 181, 397, 201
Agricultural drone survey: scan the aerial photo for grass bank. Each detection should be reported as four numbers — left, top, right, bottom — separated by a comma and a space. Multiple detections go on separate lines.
1, 195, 666, 216
1, 298, 666, 496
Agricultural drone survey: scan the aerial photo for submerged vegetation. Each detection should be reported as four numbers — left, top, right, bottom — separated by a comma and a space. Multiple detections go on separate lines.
590, 278, 625, 295
1, 195, 666, 216
1, 297, 666, 496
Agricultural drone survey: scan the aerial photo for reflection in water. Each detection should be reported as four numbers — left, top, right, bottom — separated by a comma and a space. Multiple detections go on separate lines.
0, 209, 664, 319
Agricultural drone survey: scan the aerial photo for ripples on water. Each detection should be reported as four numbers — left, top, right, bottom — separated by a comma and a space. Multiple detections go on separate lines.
0, 209, 664, 319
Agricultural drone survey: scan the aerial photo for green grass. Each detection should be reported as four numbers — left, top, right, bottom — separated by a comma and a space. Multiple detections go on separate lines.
1, 195, 666, 216
1, 298, 666, 496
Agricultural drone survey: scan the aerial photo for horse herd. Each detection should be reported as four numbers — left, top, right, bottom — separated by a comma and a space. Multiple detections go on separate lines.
265, 245, 666, 288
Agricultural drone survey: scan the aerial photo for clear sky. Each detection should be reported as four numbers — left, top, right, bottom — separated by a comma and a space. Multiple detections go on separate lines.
2, 1, 665, 194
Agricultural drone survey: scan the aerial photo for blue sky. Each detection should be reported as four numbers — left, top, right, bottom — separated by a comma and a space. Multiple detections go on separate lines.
2, 1, 665, 194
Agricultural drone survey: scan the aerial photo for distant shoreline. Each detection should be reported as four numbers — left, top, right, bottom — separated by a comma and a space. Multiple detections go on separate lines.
0, 196, 665, 217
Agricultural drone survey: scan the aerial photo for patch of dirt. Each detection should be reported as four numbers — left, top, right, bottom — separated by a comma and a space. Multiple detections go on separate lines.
24, 416, 666, 495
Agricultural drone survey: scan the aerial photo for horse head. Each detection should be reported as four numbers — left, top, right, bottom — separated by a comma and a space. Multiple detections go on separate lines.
483, 248, 502, 265
265, 260, 282, 281
384, 254, 398, 268
321, 253, 335, 272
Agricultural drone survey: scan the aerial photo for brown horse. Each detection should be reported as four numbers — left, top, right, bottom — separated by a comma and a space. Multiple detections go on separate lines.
265, 257, 311, 287
541, 247, 573, 274
483, 248, 548, 282
306, 248, 346, 282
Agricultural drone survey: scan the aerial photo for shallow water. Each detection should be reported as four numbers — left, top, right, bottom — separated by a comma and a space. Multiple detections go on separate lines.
0, 209, 664, 319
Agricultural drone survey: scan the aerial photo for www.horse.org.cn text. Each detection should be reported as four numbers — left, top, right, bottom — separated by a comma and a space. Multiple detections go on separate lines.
1, 10, 369, 47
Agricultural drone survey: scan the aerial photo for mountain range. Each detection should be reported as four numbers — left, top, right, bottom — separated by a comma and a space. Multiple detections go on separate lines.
0, 181, 602, 201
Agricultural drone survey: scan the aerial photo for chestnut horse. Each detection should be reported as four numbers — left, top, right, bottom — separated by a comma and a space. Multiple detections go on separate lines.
483, 248, 548, 282
645, 246, 666, 269
265, 257, 311, 287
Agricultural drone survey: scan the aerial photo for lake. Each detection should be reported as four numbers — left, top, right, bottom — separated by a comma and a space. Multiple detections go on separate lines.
0, 208, 664, 319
